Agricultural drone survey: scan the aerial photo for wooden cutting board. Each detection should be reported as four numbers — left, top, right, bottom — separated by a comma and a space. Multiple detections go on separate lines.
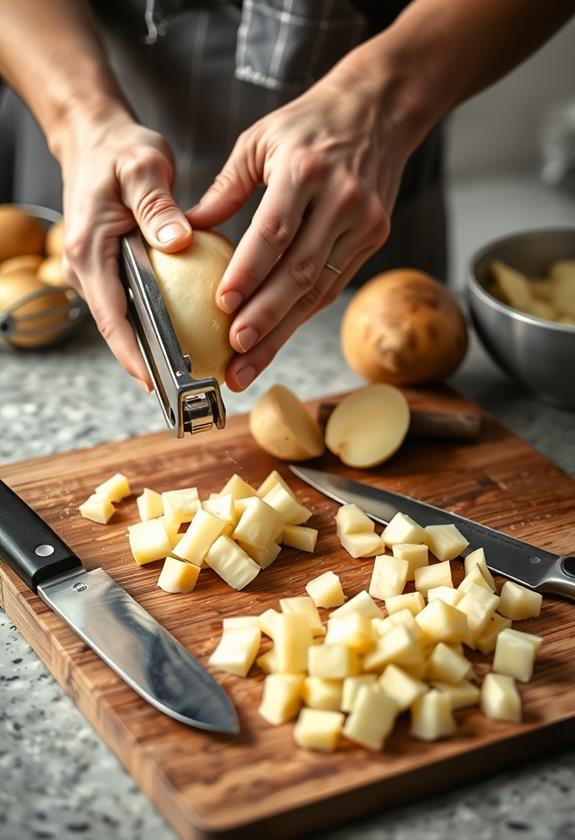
1, 387, 575, 840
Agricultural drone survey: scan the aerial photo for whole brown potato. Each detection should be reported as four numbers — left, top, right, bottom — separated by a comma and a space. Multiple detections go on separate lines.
341, 269, 468, 385
0, 206, 45, 262
46, 219, 65, 256
37, 255, 67, 287
0, 271, 70, 348
0, 254, 44, 276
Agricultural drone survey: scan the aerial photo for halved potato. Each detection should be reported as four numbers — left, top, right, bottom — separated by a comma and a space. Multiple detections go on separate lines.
249, 384, 324, 461
325, 384, 410, 468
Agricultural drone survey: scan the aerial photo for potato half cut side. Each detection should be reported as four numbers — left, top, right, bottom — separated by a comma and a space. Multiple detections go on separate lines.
249, 384, 325, 461
325, 384, 410, 468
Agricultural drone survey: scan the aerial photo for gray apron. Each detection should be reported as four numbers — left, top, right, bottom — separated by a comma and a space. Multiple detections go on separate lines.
0, 0, 447, 281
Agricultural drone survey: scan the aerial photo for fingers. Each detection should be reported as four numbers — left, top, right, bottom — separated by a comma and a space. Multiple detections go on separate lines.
116, 143, 192, 252
185, 131, 260, 230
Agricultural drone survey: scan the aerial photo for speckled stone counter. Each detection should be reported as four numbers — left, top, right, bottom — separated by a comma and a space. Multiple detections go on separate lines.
2, 177, 575, 840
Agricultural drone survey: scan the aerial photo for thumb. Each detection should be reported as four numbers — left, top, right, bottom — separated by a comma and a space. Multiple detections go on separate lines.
186, 136, 260, 228
118, 147, 192, 253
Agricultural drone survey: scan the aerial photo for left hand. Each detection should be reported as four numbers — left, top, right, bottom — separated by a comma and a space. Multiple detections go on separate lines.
186, 64, 416, 391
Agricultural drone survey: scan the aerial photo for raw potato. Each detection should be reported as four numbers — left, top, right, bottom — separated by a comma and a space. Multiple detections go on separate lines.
410, 689, 456, 741
340, 269, 468, 385
94, 472, 131, 503
305, 571, 345, 608
415, 599, 469, 644
325, 384, 410, 468
481, 673, 521, 722
147, 230, 234, 382
464, 547, 495, 590
493, 627, 541, 683
342, 685, 398, 750
341, 675, 378, 712
498, 581, 542, 620
302, 677, 343, 711
257, 470, 296, 500
205, 535, 261, 590
173, 509, 227, 565
79, 493, 115, 525
237, 540, 281, 569
46, 219, 65, 256
489, 258, 575, 327
233, 498, 282, 550
0, 205, 45, 261
340, 531, 387, 558
385, 591, 425, 617
308, 644, 360, 679
379, 664, 427, 711
208, 626, 261, 677
37, 255, 66, 287
325, 612, 376, 654
293, 708, 345, 752
432, 680, 480, 710
263, 483, 311, 525
425, 524, 469, 562
0, 271, 71, 348
330, 590, 382, 621
158, 556, 200, 594
219, 474, 257, 500
259, 674, 304, 724
280, 596, 324, 636
392, 543, 429, 580
475, 612, 512, 656
249, 384, 324, 461
274, 613, 313, 673
363, 624, 424, 673
414, 560, 453, 596
383, 513, 428, 547
281, 525, 318, 553
137, 488, 164, 521
427, 586, 461, 607
128, 519, 172, 565
369, 554, 408, 600
162, 487, 200, 523
0, 254, 43, 275
336, 503, 375, 536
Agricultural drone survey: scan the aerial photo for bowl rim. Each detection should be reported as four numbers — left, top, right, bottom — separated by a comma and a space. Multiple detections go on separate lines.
15, 203, 62, 226
467, 226, 575, 333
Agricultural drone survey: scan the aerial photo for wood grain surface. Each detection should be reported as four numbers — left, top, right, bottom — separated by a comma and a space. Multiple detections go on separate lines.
1, 386, 574, 840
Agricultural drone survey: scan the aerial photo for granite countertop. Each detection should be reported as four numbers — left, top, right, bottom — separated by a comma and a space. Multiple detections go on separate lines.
1, 177, 575, 840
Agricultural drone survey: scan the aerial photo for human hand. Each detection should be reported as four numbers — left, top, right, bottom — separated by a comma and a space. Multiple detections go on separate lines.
187, 67, 415, 392
59, 111, 192, 387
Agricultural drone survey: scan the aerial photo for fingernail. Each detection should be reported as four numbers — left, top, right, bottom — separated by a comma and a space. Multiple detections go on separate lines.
157, 221, 190, 244
235, 365, 256, 390
236, 325, 258, 353
220, 290, 243, 313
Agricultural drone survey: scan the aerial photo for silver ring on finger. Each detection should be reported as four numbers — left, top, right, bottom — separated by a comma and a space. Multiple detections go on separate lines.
324, 260, 342, 276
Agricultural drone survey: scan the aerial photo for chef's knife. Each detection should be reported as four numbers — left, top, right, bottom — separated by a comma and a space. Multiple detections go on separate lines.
0, 480, 239, 733
290, 466, 575, 601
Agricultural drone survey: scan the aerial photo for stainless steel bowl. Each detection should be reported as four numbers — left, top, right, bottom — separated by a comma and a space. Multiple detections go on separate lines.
468, 228, 575, 409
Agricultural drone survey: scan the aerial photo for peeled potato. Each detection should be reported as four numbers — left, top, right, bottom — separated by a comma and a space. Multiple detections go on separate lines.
250, 384, 325, 461
37, 255, 67, 287
148, 230, 234, 383
341, 270, 468, 385
0, 271, 70, 348
0, 206, 45, 262
325, 384, 410, 468
46, 219, 65, 256
0, 255, 44, 276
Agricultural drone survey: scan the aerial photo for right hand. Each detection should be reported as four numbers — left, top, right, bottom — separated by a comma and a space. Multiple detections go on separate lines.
59, 111, 192, 387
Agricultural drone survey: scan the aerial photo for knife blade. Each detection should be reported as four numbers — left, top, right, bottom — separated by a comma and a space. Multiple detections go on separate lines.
0, 480, 239, 733
290, 466, 575, 601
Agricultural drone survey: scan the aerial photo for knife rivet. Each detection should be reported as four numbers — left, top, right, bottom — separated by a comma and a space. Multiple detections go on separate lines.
34, 544, 55, 557
529, 556, 542, 565
72, 582, 88, 592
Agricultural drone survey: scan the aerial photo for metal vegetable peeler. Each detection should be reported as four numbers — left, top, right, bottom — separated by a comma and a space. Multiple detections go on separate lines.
120, 229, 226, 437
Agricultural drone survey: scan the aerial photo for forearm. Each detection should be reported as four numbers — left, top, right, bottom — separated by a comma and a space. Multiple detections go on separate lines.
0, 0, 132, 160
328, 0, 575, 149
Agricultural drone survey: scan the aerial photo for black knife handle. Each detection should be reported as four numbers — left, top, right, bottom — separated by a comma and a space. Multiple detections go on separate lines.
0, 480, 82, 593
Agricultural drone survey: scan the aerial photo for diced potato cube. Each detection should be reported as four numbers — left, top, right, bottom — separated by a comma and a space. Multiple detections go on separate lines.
259, 673, 304, 724
94, 472, 131, 503
385, 591, 425, 617
392, 543, 429, 580
263, 483, 311, 525
464, 547, 495, 589
475, 613, 512, 655
219, 473, 257, 500
432, 679, 480, 710
162, 487, 200, 524
340, 532, 387, 558
205, 535, 260, 590
256, 647, 277, 674
343, 685, 398, 751
208, 626, 261, 677
293, 708, 345, 752
157, 556, 200, 593
363, 625, 424, 672
259, 608, 282, 638
369, 554, 408, 600
498, 581, 542, 620
256, 470, 296, 500
493, 628, 541, 683
128, 518, 172, 565
281, 525, 318, 553
79, 493, 115, 525
458, 564, 493, 594
306, 571, 345, 609
428, 642, 472, 684
377, 608, 425, 643
491, 260, 532, 310
308, 644, 360, 679
341, 675, 377, 713
202, 494, 236, 531
382, 512, 427, 547
330, 590, 382, 621
411, 690, 456, 741
456, 582, 500, 637
425, 524, 469, 561
137, 487, 163, 521
303, 677, 343, 711
160, 513, 180, 548
414, 560, 453, 596
336, 503, 375, 536
415, 599, 469, 644
379, 664, 427, 711
280, 596, 324, 636
325, 612, 376, 653
173, 509, 226, 566
223, 615, 260, 630
481, 673, 521, 722
427, 586, 462, 607
233, 498, 283, 550
275, 613, 313, 673
237, 540, 281, 569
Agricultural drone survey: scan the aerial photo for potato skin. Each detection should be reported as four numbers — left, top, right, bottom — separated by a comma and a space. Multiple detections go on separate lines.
341, 270, 468, 385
